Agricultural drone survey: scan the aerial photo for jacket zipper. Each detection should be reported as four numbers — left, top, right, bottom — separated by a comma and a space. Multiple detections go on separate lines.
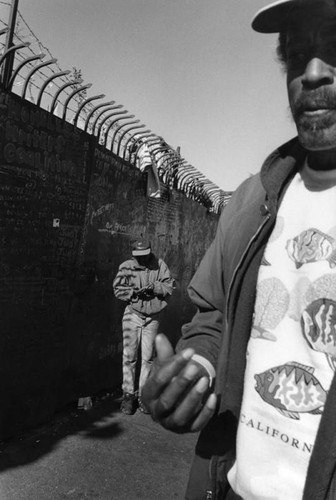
207, 455, 216, 500
225, 211, 271, 326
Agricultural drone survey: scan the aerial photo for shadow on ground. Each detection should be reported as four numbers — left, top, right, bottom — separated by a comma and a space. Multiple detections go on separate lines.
0, 391, 124, 473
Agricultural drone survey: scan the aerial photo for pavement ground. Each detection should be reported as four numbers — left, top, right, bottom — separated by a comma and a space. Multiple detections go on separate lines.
0, 394, 198, 500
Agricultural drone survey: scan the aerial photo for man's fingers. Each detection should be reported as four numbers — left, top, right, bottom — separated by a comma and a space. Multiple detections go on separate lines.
190, 393, 217, 432
147, 348, 195, 398
154, 362, 205, 416
159, 381, 217, 433
142, 345, 195, 406
161, 375, 208, 425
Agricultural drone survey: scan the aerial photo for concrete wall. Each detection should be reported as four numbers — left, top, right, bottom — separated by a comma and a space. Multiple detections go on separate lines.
0, 89, 219, 439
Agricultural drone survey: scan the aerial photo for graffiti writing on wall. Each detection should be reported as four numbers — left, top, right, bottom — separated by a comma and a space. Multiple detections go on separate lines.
90, 203, 115, 224
98, 221, 131, 236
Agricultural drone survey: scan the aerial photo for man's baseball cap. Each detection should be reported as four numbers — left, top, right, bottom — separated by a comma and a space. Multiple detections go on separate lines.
252, 0, 305, 33
132, 239, 151, 257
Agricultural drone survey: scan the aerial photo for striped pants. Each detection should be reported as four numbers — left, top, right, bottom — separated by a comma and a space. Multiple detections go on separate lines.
122, 305, 159, 396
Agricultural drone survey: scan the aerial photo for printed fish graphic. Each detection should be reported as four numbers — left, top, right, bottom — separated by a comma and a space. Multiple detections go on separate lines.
302, 298, 336, 370
254, 362, 326, 420
286, 228, 336, 269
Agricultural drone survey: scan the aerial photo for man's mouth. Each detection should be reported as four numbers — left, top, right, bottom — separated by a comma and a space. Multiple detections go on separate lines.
302, 107, 333, 116
296, 98, 336, 118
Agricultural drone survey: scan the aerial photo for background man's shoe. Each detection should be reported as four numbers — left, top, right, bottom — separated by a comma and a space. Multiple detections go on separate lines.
120, 393, 137, 415
138, 397, 150, 414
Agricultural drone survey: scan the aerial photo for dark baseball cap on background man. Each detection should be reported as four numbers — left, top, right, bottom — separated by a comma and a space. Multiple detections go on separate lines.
132, 239, 151, 257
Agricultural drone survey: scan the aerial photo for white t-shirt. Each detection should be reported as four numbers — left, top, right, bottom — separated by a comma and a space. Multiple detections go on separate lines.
228, 165, 336, 500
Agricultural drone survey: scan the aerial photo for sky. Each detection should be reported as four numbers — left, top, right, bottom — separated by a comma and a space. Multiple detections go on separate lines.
3, 0, 297, 191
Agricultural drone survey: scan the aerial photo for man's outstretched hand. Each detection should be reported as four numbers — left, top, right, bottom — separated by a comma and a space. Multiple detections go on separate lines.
142, 333, 217, 433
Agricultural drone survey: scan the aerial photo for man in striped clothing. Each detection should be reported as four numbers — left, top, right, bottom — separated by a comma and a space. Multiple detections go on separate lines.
113, 239, 174, 414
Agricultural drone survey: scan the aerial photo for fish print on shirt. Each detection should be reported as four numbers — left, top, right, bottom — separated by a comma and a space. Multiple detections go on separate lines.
293, 274, 336, 370
302, 298, 336, 371
286, 228, 336, 269
288, 274, 336, 322
254, 362, 327, 420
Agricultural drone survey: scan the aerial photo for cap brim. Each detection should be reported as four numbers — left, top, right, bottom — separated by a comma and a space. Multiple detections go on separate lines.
252, 0, 293, 33
132, 248, 151, 256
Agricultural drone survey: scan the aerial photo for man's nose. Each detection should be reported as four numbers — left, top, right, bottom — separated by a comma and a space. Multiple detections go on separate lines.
302, 57, 335, 88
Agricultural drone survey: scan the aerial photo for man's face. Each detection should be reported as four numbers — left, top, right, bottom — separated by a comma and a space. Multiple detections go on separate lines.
286, 0, 336, 151
137, 254, 151, 266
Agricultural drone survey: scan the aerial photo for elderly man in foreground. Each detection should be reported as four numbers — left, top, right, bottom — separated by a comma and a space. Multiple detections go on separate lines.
143, 1, 336, 498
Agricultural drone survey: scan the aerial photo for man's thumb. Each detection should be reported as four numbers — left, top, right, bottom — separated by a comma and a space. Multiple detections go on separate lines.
155, 333, 174, 361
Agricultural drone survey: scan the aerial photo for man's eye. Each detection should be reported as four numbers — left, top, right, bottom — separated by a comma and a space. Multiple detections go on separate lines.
286, 51, 308, 68
287, 51, 306, 62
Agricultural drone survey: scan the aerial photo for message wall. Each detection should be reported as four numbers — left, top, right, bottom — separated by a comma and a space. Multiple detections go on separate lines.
0, 89, 219, 438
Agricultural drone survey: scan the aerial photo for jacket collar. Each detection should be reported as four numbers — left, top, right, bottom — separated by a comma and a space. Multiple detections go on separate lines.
260, 136, 307, 210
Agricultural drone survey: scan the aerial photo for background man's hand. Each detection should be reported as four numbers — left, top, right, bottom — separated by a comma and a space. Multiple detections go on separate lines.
142, 334, 217, 433
137, 283, 155, 299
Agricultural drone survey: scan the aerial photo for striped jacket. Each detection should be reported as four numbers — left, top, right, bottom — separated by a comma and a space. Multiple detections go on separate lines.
113, 255, 174, 316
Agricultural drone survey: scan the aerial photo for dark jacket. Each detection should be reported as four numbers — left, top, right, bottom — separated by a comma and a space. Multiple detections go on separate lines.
178, 137, 336, 500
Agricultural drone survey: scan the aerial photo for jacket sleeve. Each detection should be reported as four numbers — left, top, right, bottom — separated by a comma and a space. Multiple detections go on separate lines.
152, 259, 175, 298
112, 264, 134, 302
176, 214, 226, 371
